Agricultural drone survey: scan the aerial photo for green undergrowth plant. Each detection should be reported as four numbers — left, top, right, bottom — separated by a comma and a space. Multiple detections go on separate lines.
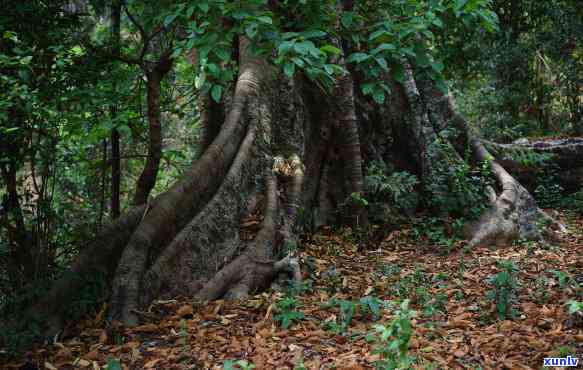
411, 217, 459, 253
486, 260, 521, 320
549, 270, 571, 290
390, 266, 447, 318
565, 300, 583, 315
561, 188, 583, 213
223, 359, 256, 370
105, 357, 122, 370
364, 160, 419, 216
283, 279, 313, 297
366, 299, 417, 370
274, 296, 304, 330
534, 165, 564, 208
322, 295, 385, 334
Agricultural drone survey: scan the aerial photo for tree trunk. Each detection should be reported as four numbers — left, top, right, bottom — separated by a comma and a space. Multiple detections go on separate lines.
132, 69, 164, 206
484, 138, 583, 192
110, 0, 121, 219
22, 51, 565, 341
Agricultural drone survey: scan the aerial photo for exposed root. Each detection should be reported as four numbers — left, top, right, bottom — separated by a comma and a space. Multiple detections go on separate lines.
403, 68, 565, 248
463, 139, 566, 247
143, 122, 260, 301
196, 172, 298, 301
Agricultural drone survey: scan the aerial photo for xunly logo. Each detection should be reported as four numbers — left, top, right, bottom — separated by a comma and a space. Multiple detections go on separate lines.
543, 356, 579, 367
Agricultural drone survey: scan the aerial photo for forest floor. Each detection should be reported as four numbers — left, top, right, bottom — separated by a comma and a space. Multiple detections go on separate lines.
5, 211, 583, 370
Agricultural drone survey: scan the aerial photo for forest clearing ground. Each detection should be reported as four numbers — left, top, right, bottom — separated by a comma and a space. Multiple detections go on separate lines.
5, 212, 582, 370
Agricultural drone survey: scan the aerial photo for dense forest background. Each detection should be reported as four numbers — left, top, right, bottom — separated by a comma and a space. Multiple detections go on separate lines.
0, 0, 581, 366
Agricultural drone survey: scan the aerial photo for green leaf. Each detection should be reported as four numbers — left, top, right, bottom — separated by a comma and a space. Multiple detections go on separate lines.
211, 84, 223, 102
414, 49, 430, 67
206, 63, 220, 78
435, 79, 448, 94
294, 41, 318, 57
198, 2, 209, 13
257, 15, 272, 24
245, 24, 258, 39
341, 13, 353, 28
369, 29, 390, 41
19, 56, 32, 65
300, 30, 327, 39
373, 88, 385, 104
106, 357, 122, 370
186, 5, 195, 18
430, 60, 444, 73
375, 57, 388, 71
371, 43, 396, 55
320, 45, 341, 55
362, 82, 374, 95
283, 62, 295, 78
291, 57, 305, 67
164, 13, 178, 28
432, 18, 444, 28
214, 48, 230, 62
454, 0, 469, 13
393, 64, 405, 83
346, 52, 370, 64
278, 41, 294, 55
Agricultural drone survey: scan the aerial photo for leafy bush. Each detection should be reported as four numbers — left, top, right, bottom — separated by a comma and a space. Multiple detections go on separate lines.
364, 160, 419, 212
223, 359, 256, 370
274, 296, 304, 330
534, 165, 565, 208
561, 188, 583, 214
486, 260, 520, 320
366, 299, 417, 370
323, 295, 384, 334
427, 143, 493, 219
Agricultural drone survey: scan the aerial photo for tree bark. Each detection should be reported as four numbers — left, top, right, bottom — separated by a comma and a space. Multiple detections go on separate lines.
110, 0, 121, 219
483, 138, 583, 192
132, 69, 164, 205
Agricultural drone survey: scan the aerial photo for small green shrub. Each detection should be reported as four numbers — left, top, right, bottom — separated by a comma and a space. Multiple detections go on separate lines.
223, 359, 256, 370
274, 296, 304, 329
323, 295, 385, 334
534, 165, 564, 208
283, 279, 313, 297
486, 260, 520, 320
366, 299, 417, 370
364, 160, 419, 212
565, 300, 583, 315
550, 270, 571, 289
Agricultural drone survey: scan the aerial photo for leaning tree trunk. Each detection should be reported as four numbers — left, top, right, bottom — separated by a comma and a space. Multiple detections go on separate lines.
21, 46, 570, 341
132, 56, 173, 206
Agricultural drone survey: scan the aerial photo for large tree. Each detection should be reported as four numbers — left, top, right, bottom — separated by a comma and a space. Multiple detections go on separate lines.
5, 0, 579, 340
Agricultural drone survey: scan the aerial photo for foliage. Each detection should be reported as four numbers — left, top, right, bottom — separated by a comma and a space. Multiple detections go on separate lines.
452, 0, 582, 140
427, 143, 493, 219
274, 296, 304, 330
364, 161, 418, 212
549, 270, 571, 289
323, 295, 385, 334
283, 279, 313, 297
565, 300, 583, 315
534, 165, 565, 208
367, 299, 417, 370
486, 260, 520, 320
106, 358, 123, 370
223, 359, 256, 370
561, 187, 583, 214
